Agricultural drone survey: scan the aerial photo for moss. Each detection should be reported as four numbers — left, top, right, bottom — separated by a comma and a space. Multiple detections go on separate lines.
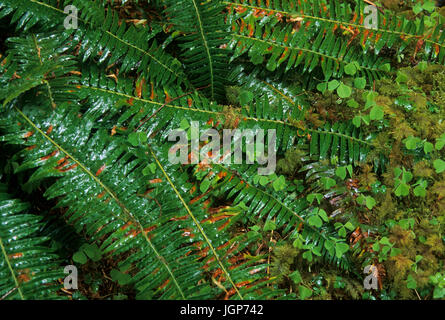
309, 88, 365, 124
220, 105, 243, 129
270, 243, 300, 284
376, 79, 400, 98
225, 86, 242, 107
413, 160, 434, 178
431, 179, 445, 213
276, 147, 307, 176
425, 234, 445, 255
382, 215, 445, 298
323, 271, 364, 300
380, 0, 407, 11
374, 191, 397, 223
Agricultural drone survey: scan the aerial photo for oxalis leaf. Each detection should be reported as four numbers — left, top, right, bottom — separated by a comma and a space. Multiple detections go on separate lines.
433, 159, 445, 174
337, 83, 352, 98
370, 105, 384, 120
299, 286, 313, 300
395, 182, 410, 197
308, 215, 323, 228
335, 242, 350, 259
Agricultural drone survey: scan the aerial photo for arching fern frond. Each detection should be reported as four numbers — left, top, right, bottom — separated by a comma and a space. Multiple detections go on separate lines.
0, 189, 64, 300
0, 32, 78, 109
0, 0, 61, 31
74, 66, 373, 167
0, 0, 185, 86
308, 121, 372, 165
75, 64, 224, 132
225, 0, 445, 63
164, 0, 230, 101
234, 95, 373, 163
228, 64, 309, 114
229, 18, 388, 82
0, 102, 282, 299
195, 162, 352, 271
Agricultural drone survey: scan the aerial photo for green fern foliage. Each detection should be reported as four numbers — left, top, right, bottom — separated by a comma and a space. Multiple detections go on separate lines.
164, 0, 230, 101
0, 32, 78, 109
0, 0, 444, 301
204, 162, 352, 270
227, 0, 389, 82
0, 100, 283, 299
309, 122, 372, 165
0, 0, 184, 86
0, 188, 64, 300
226, 0, 445, 63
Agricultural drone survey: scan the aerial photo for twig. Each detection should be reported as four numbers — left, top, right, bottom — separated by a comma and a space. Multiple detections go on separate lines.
61, 287, 73, 296
266, 219, 276, 285
0, 287, 17, 300
102, 269, 113, 282
415, 289, 422, 300
363, 0, 385, 14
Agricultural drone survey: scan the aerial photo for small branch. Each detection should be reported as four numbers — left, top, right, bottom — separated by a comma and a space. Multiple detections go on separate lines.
415, 289, 422, 300
102, 269, 113, 282
0, 287, 17, 300
266, 218, 276, 285
363, 0, 385, 14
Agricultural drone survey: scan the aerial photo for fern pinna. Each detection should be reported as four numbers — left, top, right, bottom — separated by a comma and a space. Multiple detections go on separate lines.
0, 0, 444, 300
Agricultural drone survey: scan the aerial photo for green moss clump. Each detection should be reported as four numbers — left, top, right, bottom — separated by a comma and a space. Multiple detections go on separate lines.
276, 147, 307, 176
